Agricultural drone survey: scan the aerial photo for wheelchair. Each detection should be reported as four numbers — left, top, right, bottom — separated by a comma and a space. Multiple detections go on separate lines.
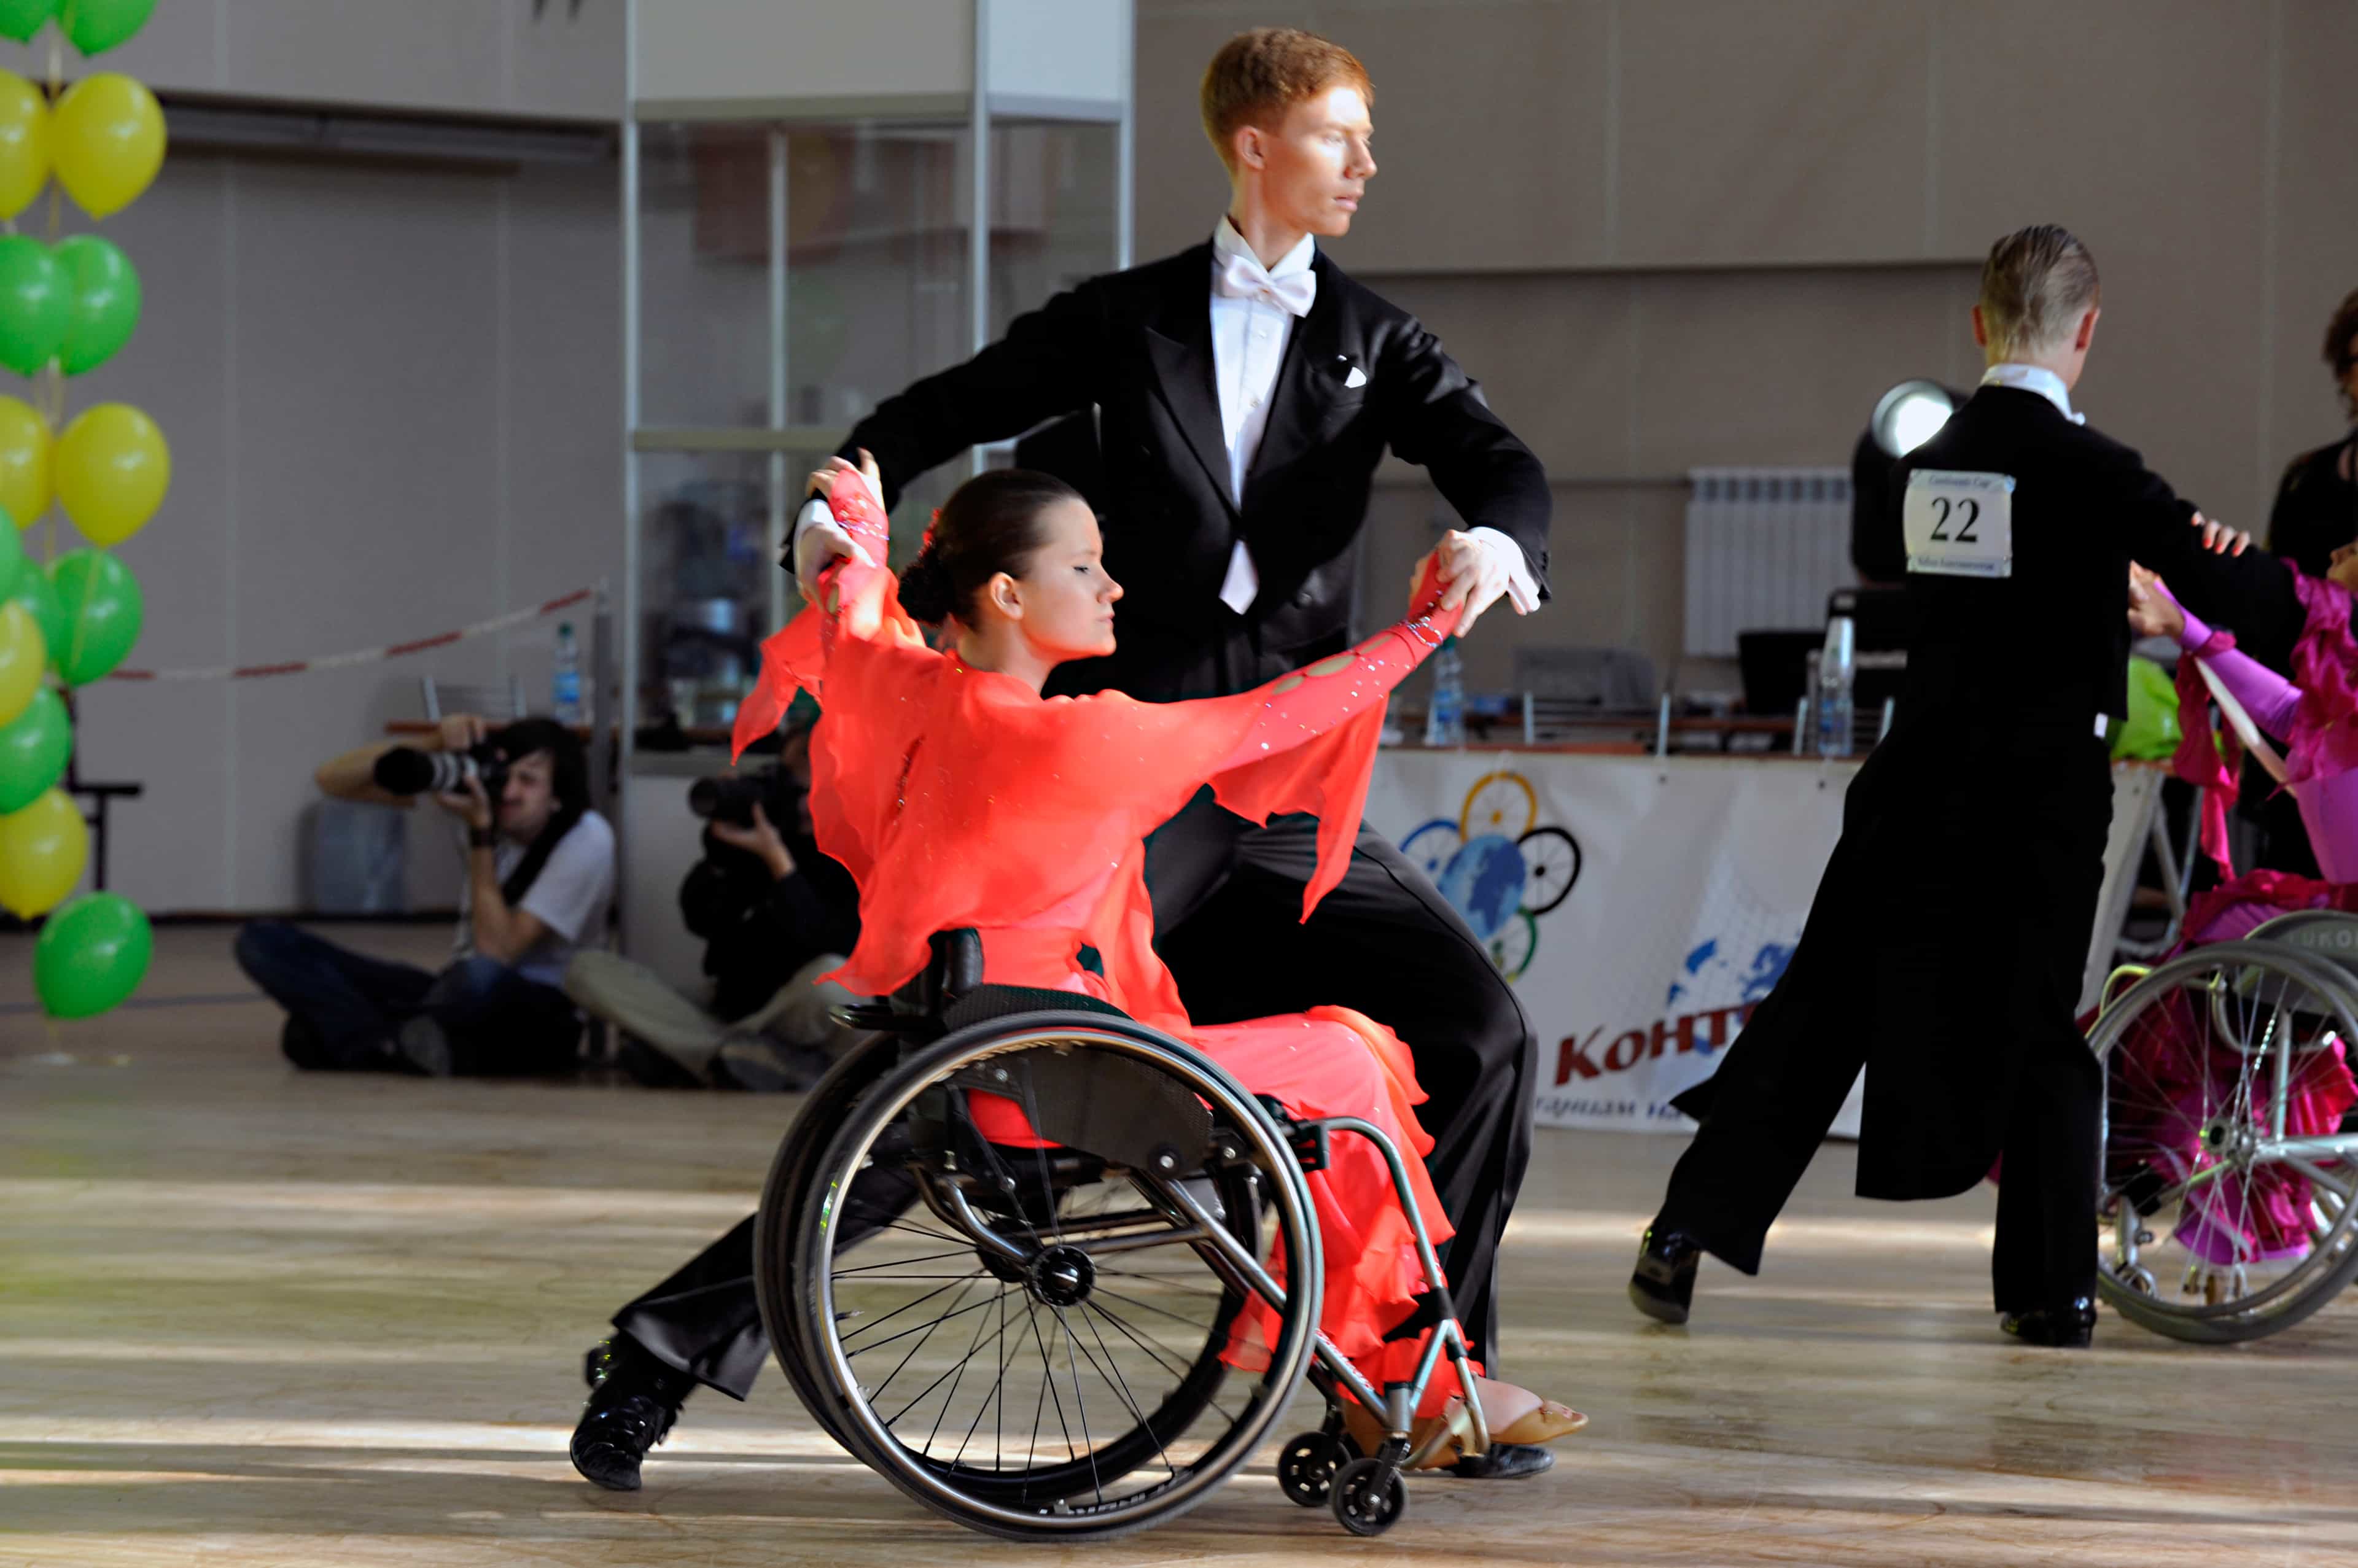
750, 931, 1492, 1540
2088, 911, 2358, 1342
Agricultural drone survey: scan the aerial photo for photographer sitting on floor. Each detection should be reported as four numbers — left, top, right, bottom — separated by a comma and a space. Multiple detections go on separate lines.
569, 701, 866, 1092
236, 713, 615, 1077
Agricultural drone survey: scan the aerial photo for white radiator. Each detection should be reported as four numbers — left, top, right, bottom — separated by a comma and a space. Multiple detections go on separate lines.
1681, 467, 1856, 658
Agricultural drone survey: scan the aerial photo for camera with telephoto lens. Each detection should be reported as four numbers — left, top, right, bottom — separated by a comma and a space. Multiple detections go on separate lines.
678, 763, 809, 941
686, 763, 804, 830
372, 742, 510, 798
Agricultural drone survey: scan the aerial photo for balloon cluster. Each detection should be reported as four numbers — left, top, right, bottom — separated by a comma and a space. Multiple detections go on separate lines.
0, 0, 160, 1021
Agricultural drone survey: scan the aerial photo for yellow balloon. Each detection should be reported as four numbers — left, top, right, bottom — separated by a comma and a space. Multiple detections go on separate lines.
0, 786, 87, 918
56, 402, 166, 546
0, 395, 51, 527
52, 72, 162, 220
0, 597, 39, 726
0, 70, 49, 221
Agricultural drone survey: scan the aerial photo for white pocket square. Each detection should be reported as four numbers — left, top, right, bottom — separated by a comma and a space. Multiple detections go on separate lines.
1344, 363, 1368, 389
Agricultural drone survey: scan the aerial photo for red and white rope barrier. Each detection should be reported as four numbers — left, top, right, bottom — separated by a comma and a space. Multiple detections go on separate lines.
105, 587, 598, 683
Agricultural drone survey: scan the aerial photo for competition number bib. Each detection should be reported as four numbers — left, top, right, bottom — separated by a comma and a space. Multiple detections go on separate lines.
1903, 469, 2015, 579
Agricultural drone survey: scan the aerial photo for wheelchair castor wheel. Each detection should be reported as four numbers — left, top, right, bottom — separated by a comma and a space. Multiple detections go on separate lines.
1331, 1456, 1407, 1536
1276, 1432, 1353, 1507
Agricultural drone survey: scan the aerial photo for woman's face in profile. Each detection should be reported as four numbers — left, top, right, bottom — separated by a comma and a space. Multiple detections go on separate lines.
2328, 543, 2358, 595
1008, 498, 1123, 661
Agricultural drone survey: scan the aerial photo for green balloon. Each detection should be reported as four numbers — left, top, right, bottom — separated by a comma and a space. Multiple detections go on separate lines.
53, 236, 139, 375
34, 891, 151, 1019
63, 0, 151, 55
0, 0, 54, 44
0, 505, 21, 599
5, 557, 61, 666
0, 236, 68, 378
47, 547, 139, 685
0, 682, 67, 812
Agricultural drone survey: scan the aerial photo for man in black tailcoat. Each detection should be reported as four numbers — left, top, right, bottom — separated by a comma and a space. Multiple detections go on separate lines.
571, 27, 1558, 1491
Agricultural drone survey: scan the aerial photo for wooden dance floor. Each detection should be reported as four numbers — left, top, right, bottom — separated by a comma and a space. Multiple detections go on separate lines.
6, 923, 2356, 1566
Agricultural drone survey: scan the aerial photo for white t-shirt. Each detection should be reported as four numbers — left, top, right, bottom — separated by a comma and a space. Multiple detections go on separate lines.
453, 809, 615, 988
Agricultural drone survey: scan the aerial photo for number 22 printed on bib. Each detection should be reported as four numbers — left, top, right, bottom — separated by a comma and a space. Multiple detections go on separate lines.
1903, 469, 2016, 579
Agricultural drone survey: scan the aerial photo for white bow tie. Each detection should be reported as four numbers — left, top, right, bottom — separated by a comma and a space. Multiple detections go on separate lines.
1213, 250, 1315, 317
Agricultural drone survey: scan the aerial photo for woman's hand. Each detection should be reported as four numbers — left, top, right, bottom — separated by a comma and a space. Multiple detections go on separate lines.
1405, 547, 1447, 618
787, 450, 885, 600
709, 802, 795, 880
2126, 562, 2185, 640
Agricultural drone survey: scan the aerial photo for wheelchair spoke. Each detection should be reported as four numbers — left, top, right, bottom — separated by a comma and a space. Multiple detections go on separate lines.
832, 1248, 976, 1276
1092, 1283, 1223, 1329
1053, 1300, 1102, 1504
1022, 1296, 1076, 1467
884, 1283, 1016, 1437
866, 1278, 983, 1413
841, 1279, 1001, 1359
1062, 1302, 1176, 1483
1087, 1297, 1237, 1429
952, 1284, 1029, 1471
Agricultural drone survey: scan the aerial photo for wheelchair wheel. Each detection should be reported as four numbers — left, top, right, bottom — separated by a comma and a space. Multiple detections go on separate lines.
2088, 941, 2358, 1343
773, 1011, 1324, 1540
755, 1038, 909, 1453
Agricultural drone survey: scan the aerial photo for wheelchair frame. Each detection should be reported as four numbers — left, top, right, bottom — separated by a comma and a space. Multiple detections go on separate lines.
2089, 914, 2358, 1342
753, 933, 1491, 1539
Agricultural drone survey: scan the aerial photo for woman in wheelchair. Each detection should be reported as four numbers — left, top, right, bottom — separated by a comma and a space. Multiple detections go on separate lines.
2114, 558, 2358, 1271
572, 457, 1583, 1531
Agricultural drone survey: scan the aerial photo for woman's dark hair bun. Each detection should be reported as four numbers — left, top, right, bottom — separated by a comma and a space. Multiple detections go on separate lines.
896, 468, 1082, 627
897, 547, 955, 624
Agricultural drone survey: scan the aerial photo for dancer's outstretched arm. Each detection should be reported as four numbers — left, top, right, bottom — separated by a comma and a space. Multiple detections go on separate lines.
2131, 569, 2303, 740
1208, 560, 1461, 771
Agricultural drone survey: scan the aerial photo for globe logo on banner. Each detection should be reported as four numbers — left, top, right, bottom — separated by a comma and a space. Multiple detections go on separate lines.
1398, 770, 1579, 980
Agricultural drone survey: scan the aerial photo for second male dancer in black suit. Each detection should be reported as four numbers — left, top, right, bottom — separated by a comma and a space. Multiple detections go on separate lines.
574, 27, 1556, 1489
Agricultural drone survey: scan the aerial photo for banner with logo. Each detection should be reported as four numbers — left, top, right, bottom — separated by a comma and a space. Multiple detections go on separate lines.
1364, 753, 2161, 1135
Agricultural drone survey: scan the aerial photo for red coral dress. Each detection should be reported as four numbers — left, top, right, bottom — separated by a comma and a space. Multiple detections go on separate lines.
734, 477, 1473, 1400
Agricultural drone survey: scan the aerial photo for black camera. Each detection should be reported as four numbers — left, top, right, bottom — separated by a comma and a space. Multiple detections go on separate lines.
680, 763, 806, 941
687, 774, 768, 828
373, 742, 510, 798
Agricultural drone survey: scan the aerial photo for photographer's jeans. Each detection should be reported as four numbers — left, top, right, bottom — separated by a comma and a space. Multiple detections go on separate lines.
235, 921, 581, 1074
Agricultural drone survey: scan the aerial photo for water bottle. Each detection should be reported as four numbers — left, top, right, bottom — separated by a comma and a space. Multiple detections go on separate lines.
1815, 615, 1856, 758
1423, 636, 1466, 748
551, 621, 583, 724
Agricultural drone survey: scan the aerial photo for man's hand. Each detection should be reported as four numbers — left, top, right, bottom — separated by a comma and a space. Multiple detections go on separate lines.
785, 449, 884, 604
1425, 529, 1511, 636
2126, 562, 2185, 640
436, 772, 494, 833
437, 713, 488, 753
2189, 510, 2251, 556
710, 802, 795, 881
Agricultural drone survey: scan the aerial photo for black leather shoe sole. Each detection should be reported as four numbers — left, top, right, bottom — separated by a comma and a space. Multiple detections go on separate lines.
1445, 1443, 1555, 1480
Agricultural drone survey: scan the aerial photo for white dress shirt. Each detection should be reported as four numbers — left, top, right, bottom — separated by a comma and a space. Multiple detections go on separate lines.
795, 219, 1540, 623
1205, 218, 1538, 617
1980, 362, 2085, 425
1210, 218, 1314, 610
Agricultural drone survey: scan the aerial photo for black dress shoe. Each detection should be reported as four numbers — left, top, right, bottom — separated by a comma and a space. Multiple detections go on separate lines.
1444, 1442, 1555, 1480
1628, 1225, 1702, 1325
1999, 1297, 2098, 1348
571, 1335, 694, 1491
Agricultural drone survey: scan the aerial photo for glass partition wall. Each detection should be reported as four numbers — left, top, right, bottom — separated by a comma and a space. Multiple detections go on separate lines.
626, 112, 1123, 744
